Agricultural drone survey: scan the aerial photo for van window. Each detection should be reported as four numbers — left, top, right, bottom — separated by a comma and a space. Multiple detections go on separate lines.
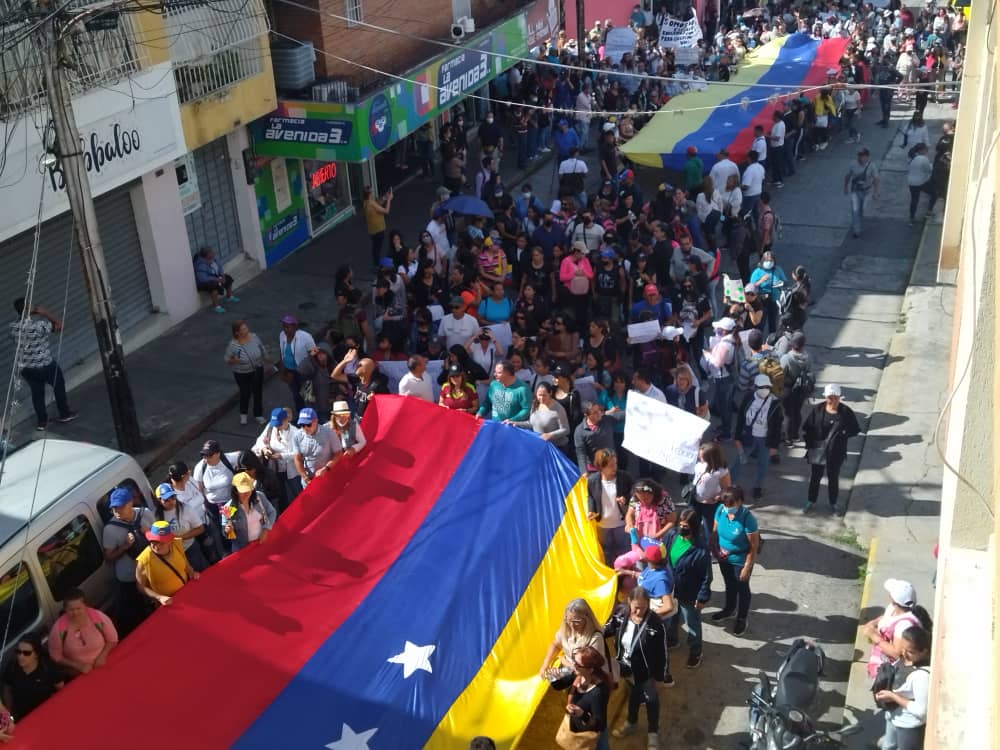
96, 478, 144, 524
0, 564, 39, 643
37, 515, 104, 603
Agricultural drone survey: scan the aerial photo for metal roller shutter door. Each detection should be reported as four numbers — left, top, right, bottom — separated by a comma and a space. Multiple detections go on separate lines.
184, 138, 243, 264
0, 185, 152, 375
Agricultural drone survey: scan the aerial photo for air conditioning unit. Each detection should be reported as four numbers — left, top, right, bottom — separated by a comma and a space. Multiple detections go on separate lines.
451, 16, 475, 40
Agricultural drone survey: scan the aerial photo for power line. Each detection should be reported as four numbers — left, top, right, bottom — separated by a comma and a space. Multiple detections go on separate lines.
270, 0, 960, 95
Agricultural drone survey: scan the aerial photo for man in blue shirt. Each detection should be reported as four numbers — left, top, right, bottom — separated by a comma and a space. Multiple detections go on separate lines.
514, 183, 545, 221
530, 210, 563, 262
553, 118, 581, 161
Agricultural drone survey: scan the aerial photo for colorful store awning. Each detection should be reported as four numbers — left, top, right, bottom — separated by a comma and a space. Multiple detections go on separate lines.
622, 33, 850, 171
19, 397, 615, 750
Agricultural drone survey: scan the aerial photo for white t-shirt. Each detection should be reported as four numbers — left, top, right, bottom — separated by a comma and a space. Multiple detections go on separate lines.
599, 478, 624, 529
621, 620, 637, 661
742, 163, 765, 197
558, 157, 588, 176
841, 89, 861, 111
398, 371, 434, 401
747, 394, 773, 437
193, 452, 242, 505
438, 313, 479, 350
160, 501, 206, 551
709, 158, 740, 193
424, 220, 451, 275
769, 120, 786, 147
245, 506, 263, 542
693, 462, 729, 503
469, 343, 498, 374
752, 136, 768, 162
638, 384, 666, 403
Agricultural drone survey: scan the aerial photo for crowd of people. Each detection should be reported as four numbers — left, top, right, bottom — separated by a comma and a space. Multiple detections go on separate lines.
1, 1, 954, 746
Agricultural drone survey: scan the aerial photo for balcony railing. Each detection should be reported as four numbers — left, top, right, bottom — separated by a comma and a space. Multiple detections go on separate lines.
166, 0, 271, 104
0, 0, 148, 117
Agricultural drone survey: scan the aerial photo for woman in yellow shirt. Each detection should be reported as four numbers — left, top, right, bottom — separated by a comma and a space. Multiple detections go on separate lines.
135, 521, 199, 607
812, 88, 837, 150
362, 185, 393, 268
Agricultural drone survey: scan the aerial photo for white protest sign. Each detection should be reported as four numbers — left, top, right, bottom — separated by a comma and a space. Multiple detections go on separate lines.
673, 47, 702, 66
723, 273, 745, 303
627, 319, 662, 344
378, 360, 444, 401
603, 27, 637, 64
738, 329, 754, 359
575, 375, 598, 404
658, 16, 702, 50
622, 391, 710, 473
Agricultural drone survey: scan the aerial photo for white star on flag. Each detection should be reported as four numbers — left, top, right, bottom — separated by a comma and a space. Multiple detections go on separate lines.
387, 641, 436, 678
325, 724, 377, 750
723, 122, 734, 127
704, 136, 715, 142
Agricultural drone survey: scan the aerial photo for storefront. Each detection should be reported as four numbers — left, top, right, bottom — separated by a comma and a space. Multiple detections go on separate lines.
0, 62, 186, 373
180, 135, 246, 264
249, 12, 535, 265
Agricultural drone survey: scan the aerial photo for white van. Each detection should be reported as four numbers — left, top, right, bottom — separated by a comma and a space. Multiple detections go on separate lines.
0, 439, 152, 656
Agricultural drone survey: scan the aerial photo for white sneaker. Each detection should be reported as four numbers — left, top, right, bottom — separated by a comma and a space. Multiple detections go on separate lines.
255, 416, 266, 425
648, 732, 659, 749
239, 414, 248, 425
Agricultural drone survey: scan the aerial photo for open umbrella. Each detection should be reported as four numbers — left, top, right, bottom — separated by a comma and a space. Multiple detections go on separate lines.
441, 195, 493, 217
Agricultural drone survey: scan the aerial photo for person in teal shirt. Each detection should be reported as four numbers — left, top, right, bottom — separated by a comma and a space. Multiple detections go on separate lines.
479, 361, 531, 422
598, 371, 629, 449
710, 486, 760, 637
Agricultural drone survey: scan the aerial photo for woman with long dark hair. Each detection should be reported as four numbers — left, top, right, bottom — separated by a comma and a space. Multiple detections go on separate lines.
661, 509, 713, 669
509, 381, 571, 451
874, 626, 931, 750
2, 632, 63, 719
556, 645, 612, 750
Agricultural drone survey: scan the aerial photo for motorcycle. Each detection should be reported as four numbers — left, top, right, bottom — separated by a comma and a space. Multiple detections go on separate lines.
747, 638, 861, 749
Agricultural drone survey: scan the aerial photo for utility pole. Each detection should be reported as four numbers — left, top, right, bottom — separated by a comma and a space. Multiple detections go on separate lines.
41, 15, 143, 453
575, 0, 585, 62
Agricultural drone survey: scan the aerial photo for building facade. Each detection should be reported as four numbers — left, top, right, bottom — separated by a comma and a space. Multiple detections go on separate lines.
250, 0, 555, 265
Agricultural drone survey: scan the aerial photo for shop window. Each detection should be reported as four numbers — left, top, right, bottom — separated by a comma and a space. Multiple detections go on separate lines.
37, 515, 105, 603
304, 160, 351, 231
0, 564, 40, 643
345, 0, 363, 26
96, 478, 145, 524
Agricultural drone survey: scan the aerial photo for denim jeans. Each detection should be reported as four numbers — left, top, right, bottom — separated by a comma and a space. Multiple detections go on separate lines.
667, 601, 703, 657
574, 119, 589, 148
626, 677, 660, 733
732, 435, 769, 490
20, 360, 71, 426
849, 190, 867, 235
708, 376, 734, 439
783, 137, 797, 174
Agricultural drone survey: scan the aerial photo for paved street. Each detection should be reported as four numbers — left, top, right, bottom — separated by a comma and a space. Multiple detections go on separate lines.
8, 85, 952, 747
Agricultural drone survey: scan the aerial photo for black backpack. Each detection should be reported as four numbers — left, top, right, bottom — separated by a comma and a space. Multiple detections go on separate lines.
871, 662, 927, 709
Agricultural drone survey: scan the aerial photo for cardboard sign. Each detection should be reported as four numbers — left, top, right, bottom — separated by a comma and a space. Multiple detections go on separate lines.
622, 391, 709, 473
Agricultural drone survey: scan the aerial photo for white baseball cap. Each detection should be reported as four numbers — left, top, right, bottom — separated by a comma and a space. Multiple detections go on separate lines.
884, 578, 917, 608
823, 384, 842, 398
714, 317, 736, 331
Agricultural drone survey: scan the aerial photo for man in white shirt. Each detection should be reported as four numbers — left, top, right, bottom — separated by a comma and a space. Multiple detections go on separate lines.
751, 125, 768, 167
741, 151, 766, 216
709, 148, 739, 194
398, 355, 434, 401
558, 147, 589, 210
424, 210, 451, 277
438, 296, 480, 350
631, 368, 666, 403
768, 111, 786, 188
278, 315, 317, 412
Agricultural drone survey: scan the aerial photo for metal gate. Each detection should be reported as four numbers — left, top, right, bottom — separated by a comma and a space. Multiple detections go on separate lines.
0, 184, 152, 376
184, 138, 243, 264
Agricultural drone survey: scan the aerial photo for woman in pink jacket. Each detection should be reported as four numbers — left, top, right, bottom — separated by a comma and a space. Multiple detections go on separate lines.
559, 240, 594, 331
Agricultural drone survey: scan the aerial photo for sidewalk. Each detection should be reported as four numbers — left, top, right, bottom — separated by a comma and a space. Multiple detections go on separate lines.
5, 131, 601, 468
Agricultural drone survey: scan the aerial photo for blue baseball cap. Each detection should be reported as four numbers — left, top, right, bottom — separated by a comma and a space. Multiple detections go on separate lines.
379, 257, 394, 268
297, 407, 318, 425
269, 407, 287, 427
108, 487, 132, 508
154, 483, 177, 501
600, 248, 616, 259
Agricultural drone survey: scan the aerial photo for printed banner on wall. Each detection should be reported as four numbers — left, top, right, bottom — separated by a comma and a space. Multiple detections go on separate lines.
658, 16, 702, 49
254, 156, 310, 266
251, 14, 530, 163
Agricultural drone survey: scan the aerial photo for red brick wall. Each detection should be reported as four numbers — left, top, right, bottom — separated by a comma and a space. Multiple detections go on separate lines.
274, 0, 519, 84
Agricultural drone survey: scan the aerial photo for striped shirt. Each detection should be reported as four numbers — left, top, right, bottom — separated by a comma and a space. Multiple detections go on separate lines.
9, 318, 53, 368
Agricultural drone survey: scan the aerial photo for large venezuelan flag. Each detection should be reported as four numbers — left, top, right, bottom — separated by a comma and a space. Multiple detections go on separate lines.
623, 33, 849, 171
18, 397, 615, 749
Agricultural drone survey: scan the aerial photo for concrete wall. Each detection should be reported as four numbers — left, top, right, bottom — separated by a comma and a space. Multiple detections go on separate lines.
226, 127, 267, 269
130, 168, 199, 323
179, 37, 278, 152
274, 0, 513, 84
